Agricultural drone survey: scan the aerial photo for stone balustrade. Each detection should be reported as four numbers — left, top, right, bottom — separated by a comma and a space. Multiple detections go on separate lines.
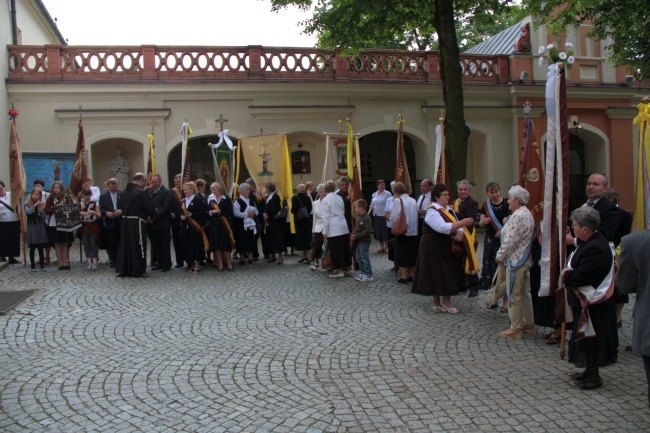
7, 45, 508, 84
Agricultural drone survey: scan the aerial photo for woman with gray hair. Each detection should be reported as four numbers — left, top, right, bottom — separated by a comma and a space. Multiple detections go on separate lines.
562, 206, 617, 390
495, 185, 536, 338
233, 183, 259, 265
262, 181, 286, 264
310, 184, 327, 271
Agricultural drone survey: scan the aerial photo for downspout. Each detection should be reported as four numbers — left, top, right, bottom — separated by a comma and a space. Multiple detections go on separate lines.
10, 0, 18, 44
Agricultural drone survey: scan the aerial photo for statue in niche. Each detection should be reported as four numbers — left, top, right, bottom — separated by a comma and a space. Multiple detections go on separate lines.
108, 146, 131, 190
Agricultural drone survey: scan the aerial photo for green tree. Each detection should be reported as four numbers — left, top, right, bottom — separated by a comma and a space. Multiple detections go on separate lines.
269, 0, 516, 187
524, 0, 649, 79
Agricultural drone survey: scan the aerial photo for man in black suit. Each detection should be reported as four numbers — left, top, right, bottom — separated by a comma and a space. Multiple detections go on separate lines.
99, 178, 122, 268
566, 173, 620, 246
147, 174, 173, 271
170, 173, 185, 268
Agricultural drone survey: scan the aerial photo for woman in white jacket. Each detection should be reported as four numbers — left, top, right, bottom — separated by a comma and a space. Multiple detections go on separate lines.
310, 184, 326, 271
321, 180, 351, 278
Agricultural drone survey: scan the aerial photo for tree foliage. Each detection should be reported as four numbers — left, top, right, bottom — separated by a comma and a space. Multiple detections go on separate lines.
523, 0, 649, 79
268, 0, 518, 187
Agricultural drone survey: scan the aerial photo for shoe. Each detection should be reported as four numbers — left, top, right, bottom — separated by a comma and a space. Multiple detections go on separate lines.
432, 305, 444, 313
544, 330, 561, 345
64, 266, 71, 270
0, 257, 6, 262
365, 276, 373, 282
175, 264, 184, 268
406, 276, 414, 283
31, 267, 37, 272
247, 259, 254, 265
397, 278, 408, 284
310, 265, 319, 271
328, 272, 344, 278
441, 304, 460, 314
569, 371, 587, 381
161, 267, 171, 272
239, 260, 246, 266
268, 257, 277, 263
44, 259, 51, 266
468, 290, 478, 297
499, 307, 508, 313
487, 304, 498, 310
87, 263, 93, 271
500, 328, 523, 338
151, 266, 162, 271
58, 266, 64, 271
276, 260, 283, 265
8, 258, 19, 264
91, 264, 97, 271
521, 325, 535, 334
298, 258, 309, 264
41, 268, 47, 272
227, 267, 234, 272
574, 378, 603, 390
109, 263, 116, 269
355, 274, 367, 282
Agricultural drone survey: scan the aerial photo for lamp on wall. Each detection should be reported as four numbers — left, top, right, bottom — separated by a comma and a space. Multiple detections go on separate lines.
518, 71, 529, 83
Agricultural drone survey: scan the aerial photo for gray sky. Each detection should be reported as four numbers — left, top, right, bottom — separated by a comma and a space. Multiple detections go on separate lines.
41, 0, 317, 47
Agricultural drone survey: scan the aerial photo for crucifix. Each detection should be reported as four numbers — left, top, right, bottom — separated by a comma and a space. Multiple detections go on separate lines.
149, 119, 158, 134
215, 114, 228, 133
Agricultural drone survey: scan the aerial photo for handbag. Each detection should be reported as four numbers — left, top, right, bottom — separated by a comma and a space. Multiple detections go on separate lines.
295, 196, 310, 221
391, 197, 407, 236
320, 242, 332, 270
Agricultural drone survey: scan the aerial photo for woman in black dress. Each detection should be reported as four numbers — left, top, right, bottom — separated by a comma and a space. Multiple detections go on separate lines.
233, 183, 259, 266
291, 184, 313, 263
262, 182, 286, 264
179, 181, 208, 273
563, 206, 617, 390
43, 180, 74, 270
207, 182, 234, 272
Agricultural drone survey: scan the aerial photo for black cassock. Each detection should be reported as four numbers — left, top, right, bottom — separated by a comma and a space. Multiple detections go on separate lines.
116, 183, 155, 277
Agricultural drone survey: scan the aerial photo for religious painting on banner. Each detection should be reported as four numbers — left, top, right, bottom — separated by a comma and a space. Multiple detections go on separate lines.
213, 144, 233, 192
239, 133, 293, 201
54, 203, 82, 232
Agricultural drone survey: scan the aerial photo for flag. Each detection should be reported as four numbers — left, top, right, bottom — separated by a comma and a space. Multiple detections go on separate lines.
435, 123, 450, 186
69, 118, 88, 198
347, 120, 362, 203
539, 62, 570, 326
632, 97, 650, 231
8, 106, 26, 208
180, 121, 194, 184
146, 132, 156, 186
395, 117, 412, 194
519, 112, 545, 224
239, 132, 294, 230
211, 130, 235, 197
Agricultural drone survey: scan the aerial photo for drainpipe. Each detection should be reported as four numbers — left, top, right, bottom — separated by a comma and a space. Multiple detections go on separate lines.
10, 0, 18, 44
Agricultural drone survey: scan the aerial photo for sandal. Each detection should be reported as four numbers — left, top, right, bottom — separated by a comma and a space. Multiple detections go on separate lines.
499, 307, 508, 313
544, 330, 561, 345
569, 371, 587, 381
487, 304, 498, 310
432, 305, 444, 313
310, 265, 319, 271
441, 304, 459, 314
298, 258, 309, 264
574, 378, 603, 390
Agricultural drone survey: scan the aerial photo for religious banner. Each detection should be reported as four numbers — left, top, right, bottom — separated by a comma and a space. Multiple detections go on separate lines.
211, 130, 236, 196
239, 132, 294, 229
55, 203, 82, 232
519, 102, 545, 224
8, 105, 26, 208
347, 119, 362, 203
395, 114, 412, 194
146, 131, 156, 185
180, 121, 194, 184
69, 118, 88, 198
632, 96, 650, 231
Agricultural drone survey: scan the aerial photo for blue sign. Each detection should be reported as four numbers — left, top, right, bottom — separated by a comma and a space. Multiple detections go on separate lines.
23, 153, 75, 192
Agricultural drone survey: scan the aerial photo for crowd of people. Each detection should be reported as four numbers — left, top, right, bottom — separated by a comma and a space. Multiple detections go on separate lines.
1, 170, 648, 402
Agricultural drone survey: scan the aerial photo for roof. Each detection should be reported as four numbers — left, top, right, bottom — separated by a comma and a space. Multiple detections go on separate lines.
34, 0, 67, 45
464, 21, 523, 55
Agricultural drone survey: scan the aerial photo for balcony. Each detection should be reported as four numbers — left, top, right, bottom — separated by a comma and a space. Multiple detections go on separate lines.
7, 45, 509, 84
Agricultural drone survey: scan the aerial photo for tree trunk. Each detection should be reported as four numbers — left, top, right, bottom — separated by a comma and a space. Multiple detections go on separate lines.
435, 0, 469, 195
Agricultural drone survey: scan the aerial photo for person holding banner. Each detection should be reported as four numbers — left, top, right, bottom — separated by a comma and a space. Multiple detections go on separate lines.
0, 181, 21, 264
562, 206, 617, 390
496, 185, 535, 338
207, 182, 235, 272
179, 181, 209, 273
262, 182, 286, 265
44, 180, 75, 270
411, 183, 474, 313
454, 180, 480, 297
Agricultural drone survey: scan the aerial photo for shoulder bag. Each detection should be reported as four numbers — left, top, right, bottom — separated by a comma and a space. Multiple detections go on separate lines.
391, 197, 407, 236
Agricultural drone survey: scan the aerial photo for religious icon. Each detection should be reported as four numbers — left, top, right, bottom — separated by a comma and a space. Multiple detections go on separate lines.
336, 146, 347, 170
291, 150, 311, 174
53, 160, 61, 181
258, 151, 274, 176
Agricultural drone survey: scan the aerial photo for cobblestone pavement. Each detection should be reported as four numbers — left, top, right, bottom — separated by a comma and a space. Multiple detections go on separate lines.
0, 239, 648, 433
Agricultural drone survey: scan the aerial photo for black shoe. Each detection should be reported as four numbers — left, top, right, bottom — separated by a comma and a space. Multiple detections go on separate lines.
161, 267, 171, 272
151, 266, 162, 271
397, 278, 408, 284
8, 258, 19, 264
468, 290, 478, 298
175, 264, 184, 268
109, 262, 116, 269
0, 257, 6, 262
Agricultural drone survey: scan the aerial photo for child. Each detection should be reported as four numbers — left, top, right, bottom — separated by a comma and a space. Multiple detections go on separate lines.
79, 188, 102, 271
351, 199, 373, 282
24, 189, 49, 271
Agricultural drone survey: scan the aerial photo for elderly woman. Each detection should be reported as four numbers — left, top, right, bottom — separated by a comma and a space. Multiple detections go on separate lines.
44, 180, 75, 270
179, 181, 208, 273
495, 185, 536, 338
0, 181, 21, 264
563, 206, 617, 390
369, 179, 392, 253
292, 184, 313, 264
310, 184, 326, 271
412, 183, 474, 313
262, 182, 286, 264
389, 182, 419, 283
207, 182, 234, 271
321, 180, 350, 278
233, 182, 259, 266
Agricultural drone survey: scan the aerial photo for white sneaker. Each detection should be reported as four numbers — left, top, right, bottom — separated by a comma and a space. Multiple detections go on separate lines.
86, 263, 92, 271
91, 264, 97, 271
364, 275, 373, 282
355, 274, 367, 282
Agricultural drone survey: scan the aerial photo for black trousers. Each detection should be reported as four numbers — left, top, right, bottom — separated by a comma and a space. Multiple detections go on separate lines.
644, 355, 650, 406
171, 220, 183, 265
104, 228, 119, 264
148, 228, 171, 268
